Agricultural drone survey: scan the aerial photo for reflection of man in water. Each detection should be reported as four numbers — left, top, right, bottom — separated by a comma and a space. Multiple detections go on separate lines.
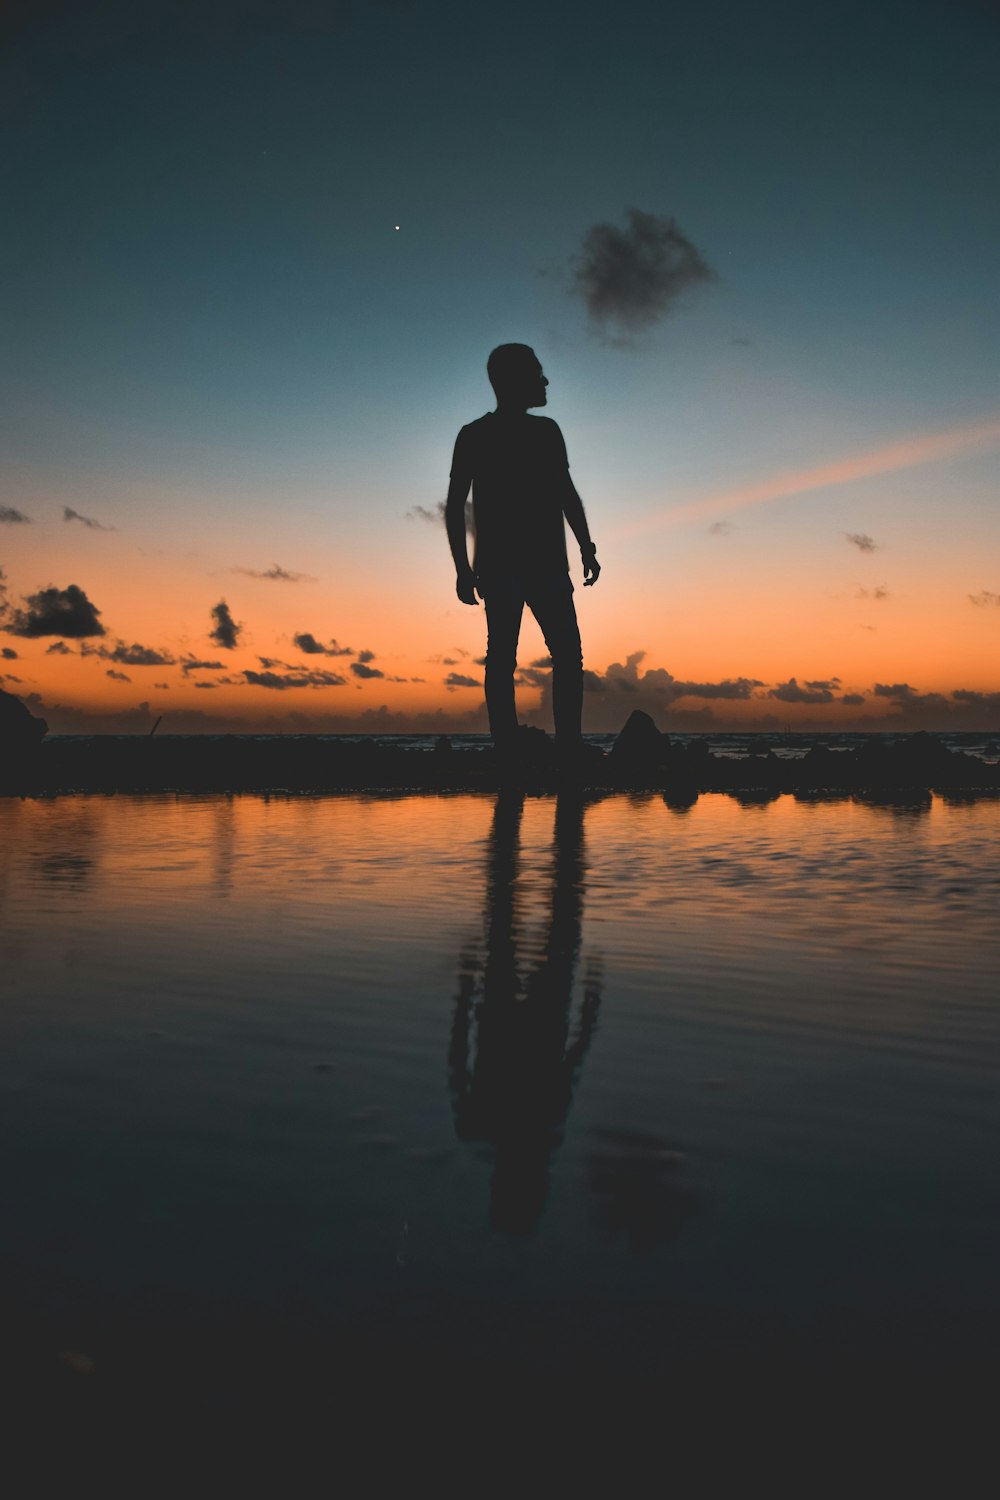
445, 345, 600, 759
448, 790, 601, 1233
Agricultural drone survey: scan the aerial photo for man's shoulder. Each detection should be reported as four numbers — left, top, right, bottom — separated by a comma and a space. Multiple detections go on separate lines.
457, 413, 494, 439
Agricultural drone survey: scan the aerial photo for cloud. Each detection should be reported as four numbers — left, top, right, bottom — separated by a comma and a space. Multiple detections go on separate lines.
181, 656, 224, 675
572, 208, 715, 337
846, 533, 878, 553
232, 564, 317, 582
769, 677, 837, 704
46, 640, 72, 655
244, 668, 349, 690
969, 590, 1000, 607
406, 501, 474, 534
629, 417, 1000, 538
444, 672, 481, 690
952, 689, 1000, 710
63, 505, 114, 531
356, 649, 376, 664
209, 599, 241, 650
106, 669, 131, 683
873, 682, 917, 701
857, 585, 889, 600
1, 647, 18, 659
351, 661, 384, 680
81, 639, 176, 665
153, 682, 170, 690
292, 631, 353, 656
708, 519, 733, 535
0, 506, 30, 524
406, 503, 443, 524
5, 582, 106, 637
840, 693, 865, 705
194, 681, 217, 688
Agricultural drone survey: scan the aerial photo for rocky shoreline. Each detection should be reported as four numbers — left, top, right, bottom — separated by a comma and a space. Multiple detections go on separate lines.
1, 709, 998, 797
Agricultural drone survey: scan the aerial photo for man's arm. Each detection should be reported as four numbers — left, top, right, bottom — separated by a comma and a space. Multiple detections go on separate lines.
445, 431, 479, 606
560, 469, 601, 587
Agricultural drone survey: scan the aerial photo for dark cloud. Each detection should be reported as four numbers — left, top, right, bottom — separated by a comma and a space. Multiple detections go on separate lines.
63, 505, 114, 531
968, 590, 1000, 608
209, 599, 241, 650
292, 631, 353, 656
194, 681, 217, 689
351, 661, 384, 680
530, 656, 552, 669
769, 677, 836, 704
356, 649, 376, 664
952, 689, 1000, 709
445, 672, 481, 690
708, 519, 733, 536
153, 681, 170, 690
0, 505, 30, 524
873, 682, 916, 701
5, 582, 106, 637
244, 668, 348, 690
1, 647, 18, 659
106, 668, 131, 683
181, 656, 224, 675
840, 693, 865, 705
46, 640, 72, 655
406, 501, 473, 535
572, 208, 714, 337
845, 532, 878, 553
857, 585, 889, 601
81, 639, 176, 666
232, 564, 317, 582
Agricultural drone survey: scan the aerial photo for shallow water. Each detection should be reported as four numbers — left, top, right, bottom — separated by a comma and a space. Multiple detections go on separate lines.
1, 789, 998, 1409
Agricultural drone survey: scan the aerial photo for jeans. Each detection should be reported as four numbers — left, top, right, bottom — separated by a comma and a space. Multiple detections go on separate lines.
482, 571, 583, 746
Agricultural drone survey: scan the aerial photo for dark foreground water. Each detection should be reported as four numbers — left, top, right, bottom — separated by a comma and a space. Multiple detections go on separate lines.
1, 789, 998, 1438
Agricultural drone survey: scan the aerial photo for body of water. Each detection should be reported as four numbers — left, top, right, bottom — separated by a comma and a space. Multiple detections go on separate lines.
1, 789, 998, 1428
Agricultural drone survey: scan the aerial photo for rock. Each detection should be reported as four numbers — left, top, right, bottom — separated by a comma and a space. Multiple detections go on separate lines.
610, 710, 664, 766
0, 688, 47, 753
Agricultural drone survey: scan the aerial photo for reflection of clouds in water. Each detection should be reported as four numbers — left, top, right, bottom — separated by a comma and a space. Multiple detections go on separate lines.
37, 853, 96, 886
587, 1129, 699, 1253
28, 802, 102, 888
449, 791, 602, 1234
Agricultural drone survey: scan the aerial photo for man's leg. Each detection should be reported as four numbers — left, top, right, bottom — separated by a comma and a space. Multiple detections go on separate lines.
527, 574, 583, 746
483, 578, 525, 749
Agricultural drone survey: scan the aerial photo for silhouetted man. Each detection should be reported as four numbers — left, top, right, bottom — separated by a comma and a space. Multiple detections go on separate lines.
445, 344, 600, 758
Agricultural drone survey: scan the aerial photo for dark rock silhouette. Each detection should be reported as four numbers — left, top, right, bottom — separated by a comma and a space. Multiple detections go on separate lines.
0, 688, 47, 754
610, 709, 664, 767
0, 719, 997, 796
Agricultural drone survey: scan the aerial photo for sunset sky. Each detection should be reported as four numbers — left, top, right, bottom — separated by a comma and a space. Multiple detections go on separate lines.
2, 0, 998, 733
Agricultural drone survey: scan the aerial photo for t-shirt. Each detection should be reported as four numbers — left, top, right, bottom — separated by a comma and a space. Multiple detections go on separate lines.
450, 411, 571, 580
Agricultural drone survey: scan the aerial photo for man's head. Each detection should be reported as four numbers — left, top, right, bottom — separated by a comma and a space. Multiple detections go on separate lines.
487, 344, 548, 409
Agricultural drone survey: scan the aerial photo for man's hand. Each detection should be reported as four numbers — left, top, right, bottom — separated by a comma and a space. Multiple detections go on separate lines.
582, 546, 601, 587
456, 568, 480, 606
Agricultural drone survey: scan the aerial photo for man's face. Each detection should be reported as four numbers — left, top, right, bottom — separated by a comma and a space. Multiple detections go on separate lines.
525, 359, 549, 408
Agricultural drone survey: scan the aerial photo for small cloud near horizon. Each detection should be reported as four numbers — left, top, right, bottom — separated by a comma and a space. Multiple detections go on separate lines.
969, 590, 1000, 607
351, 661, 384, 680
209, 600, 241, 650
845, 532, 878, 552
708, 519, 733, 536
64, 506, 114, 531
5, 583, 106, 638
293, 631, 353, 656
445, 672, 481, 690
106, 668, 131, 683
231, 564, 318, 583
857, 585, 889, 600
245, 668, 349, 690
0, 506, 31, 524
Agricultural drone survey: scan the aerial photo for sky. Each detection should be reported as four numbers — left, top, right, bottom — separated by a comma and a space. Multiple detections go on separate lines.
2, 0, 999, 733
